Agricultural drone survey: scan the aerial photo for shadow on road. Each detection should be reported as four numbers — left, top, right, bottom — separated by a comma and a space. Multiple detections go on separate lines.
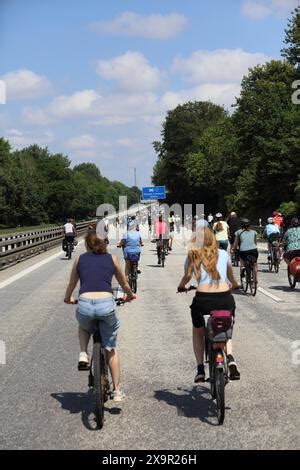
51, 391, 121, 431
269, 285, 298, 292
154, 386, 227, 426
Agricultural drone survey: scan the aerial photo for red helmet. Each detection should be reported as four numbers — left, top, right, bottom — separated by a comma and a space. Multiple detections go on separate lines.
272, 211, 278, 216
290, 257, 300, 277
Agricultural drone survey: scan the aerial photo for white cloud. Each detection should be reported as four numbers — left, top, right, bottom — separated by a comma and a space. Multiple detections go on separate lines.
242, 0, 299, 19
49, 89, 100, 118
90, 116, 134, 126
65, 134, 97, 150
89, 12, 187, 39
5, 128, 54, 149
22, 106, 52, 125
97, 51, 163, 92
0, 69, 51, 101
172, 49, 271, 84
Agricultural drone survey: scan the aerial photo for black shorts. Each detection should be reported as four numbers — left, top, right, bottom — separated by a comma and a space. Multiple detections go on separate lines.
239, 249, 258, 262
190, 291, 236, 328
268, 233, 280, 244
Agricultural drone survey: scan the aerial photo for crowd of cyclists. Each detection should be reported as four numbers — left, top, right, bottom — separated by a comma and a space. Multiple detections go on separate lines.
63, 207, 300, 401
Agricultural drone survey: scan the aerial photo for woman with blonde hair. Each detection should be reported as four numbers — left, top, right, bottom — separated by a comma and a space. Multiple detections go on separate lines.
177, 227, 240, 382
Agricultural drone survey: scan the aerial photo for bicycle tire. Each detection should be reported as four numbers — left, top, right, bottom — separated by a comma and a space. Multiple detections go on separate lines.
249, 266, 257, 296
161, 252, 165, 267
240, 267, 248, 293
209, 352, 216, 399
68, 244, 72, 259
274, 251, 280, 273
93, 342, 105, 429
215, 367, 225, 425
288, 266, 297, 289
268, 253, 273, 272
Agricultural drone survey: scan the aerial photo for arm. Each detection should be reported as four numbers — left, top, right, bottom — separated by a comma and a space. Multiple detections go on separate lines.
64, 257, 79, 303
227, 263, 239, 290
112, 255, 135, 300
231, 234, 239, 251
178, 256, 193, 290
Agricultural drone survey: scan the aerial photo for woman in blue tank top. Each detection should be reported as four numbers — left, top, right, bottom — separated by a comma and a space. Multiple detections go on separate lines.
64, 230, 136, 402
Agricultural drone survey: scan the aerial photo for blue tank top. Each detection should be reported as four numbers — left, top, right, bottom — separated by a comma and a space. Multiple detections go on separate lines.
77, 252, 114, 295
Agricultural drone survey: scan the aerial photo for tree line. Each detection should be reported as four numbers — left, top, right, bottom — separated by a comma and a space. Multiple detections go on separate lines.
0, 139, 140, 227
152, 7, 300, 221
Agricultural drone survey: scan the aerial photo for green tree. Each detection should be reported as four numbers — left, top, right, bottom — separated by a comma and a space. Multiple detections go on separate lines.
281, 6, 300, 67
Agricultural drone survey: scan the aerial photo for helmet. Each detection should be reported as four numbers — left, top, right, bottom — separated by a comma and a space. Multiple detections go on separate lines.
267, 217, 274, 224
291, 217, 299, 228
290, 257, 300, 277
272, 211, 278, 216
240, 218, 250, 228
215, 212, 222, 218
230, 211, 236, 216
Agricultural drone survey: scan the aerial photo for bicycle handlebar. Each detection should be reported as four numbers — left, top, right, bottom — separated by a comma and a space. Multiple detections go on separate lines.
177, 284, 197, 293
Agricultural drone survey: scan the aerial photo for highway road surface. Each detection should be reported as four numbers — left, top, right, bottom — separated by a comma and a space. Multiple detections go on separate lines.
0, 226, 299, 450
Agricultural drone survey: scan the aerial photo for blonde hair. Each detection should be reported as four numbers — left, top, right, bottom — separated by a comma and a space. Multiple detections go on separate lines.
187, 227, 220, 280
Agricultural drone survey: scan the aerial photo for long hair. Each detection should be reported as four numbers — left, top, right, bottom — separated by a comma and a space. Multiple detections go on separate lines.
188, 227, 220, 280
215, 221, 223, 232
85, 230, 107, 254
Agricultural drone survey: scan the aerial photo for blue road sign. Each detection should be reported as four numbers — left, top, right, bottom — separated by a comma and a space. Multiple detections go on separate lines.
142, 186, 166, 200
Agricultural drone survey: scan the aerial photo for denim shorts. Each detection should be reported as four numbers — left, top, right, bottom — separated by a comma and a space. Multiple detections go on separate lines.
76, 297, 119, 351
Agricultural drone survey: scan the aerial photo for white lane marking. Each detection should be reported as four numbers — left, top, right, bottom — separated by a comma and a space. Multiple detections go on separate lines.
257, 287, 284, 302
0, 240, 84, 289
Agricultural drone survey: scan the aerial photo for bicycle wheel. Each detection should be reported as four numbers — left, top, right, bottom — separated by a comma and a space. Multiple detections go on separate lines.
161, 251, 165, 267
288, 266, 297, 289
268, 252, 273, 272
240, 267, 248, 293
215, 367, 225, 425
93, 342, 105, 429
249, 266, 257, 296
67, 244, 72, 259
274, 251, 280, 273
209, 351, 216, 399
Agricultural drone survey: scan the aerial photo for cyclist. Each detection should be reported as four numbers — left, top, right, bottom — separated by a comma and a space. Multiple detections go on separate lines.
154, 214, 169, 264
263, 217, 281, 259
63, 218, 76, 255
213, 213, 230, 251
168, 211, 175, 251
64, 230, 136, 402
273, 211, 284, 233
118, 218, 144, 278
227, 212, 240, 247
97, 211, 109, 244
177, 227, 240, 382
282, 218, 300, 264
232, 218, 258, 272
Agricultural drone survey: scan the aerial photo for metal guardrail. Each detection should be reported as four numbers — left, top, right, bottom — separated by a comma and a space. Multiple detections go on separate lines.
0, 220, 94, 270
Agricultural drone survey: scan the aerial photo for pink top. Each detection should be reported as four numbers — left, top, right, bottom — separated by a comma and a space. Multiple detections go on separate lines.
154, 220, 167, 237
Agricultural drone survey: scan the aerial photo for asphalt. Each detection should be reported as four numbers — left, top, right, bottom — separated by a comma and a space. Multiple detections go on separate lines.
0, 227, 299, 450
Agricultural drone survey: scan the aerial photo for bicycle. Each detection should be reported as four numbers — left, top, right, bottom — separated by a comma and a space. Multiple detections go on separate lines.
268, 240, 280, 273
156, 236, 168, 267
76, 292, 125, 429
178, 285, 233, 425
127, 253, 139, 293
240, 254, 257, 296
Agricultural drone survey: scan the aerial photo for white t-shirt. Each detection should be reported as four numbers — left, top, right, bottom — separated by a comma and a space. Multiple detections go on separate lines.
64, 222, 74, 235
213, 221, 229, 241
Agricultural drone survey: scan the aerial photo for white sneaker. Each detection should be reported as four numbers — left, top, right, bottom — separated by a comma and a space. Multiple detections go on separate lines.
113, 389, 126, 402
78, 352, 89, 370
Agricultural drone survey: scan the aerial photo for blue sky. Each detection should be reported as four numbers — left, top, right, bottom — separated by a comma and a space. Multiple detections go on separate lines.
0, 0, 298, 187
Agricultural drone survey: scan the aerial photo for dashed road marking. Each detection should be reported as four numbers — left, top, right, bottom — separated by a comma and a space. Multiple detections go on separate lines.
257, 287, 284, 302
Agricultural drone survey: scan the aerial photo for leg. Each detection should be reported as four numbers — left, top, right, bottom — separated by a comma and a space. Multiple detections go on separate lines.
79, 327, 91, 353
125, 260, 131, 278
107, 349, 121, 391
193, 326, 205, 365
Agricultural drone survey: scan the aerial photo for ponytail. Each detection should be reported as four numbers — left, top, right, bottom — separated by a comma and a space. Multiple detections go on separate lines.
85, 230, 107, 254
